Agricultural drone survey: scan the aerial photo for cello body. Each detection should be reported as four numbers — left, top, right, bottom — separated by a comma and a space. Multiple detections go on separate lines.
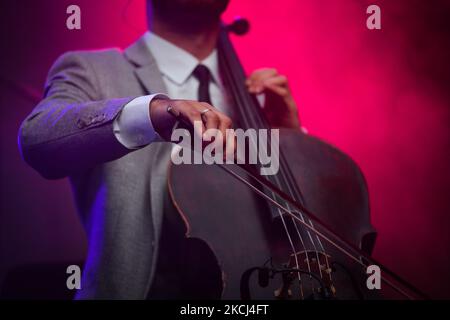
167, 129, 378, 299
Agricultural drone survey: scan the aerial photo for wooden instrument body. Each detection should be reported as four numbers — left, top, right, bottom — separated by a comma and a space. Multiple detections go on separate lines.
168, 129, 377, 299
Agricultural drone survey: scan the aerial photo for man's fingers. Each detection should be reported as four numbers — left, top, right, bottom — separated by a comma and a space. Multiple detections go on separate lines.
196, 103, 232, 148
248, 74, 289, 94
198, 103, 220, 140
247, 71, 288, 94
246, 68, 278, 84
264, 82, 289, 98
263, 75, 288, 87
172, 101, 206, 137
218, 114, 232, 145
224, 129, 236, 162
246, 68, 279, 91
165, 100, 235, 154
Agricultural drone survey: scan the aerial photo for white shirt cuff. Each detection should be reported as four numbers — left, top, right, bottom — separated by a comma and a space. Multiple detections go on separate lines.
113, 93, 169, 149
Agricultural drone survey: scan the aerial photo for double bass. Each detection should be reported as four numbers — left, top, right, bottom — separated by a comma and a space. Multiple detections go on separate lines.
164, 19, 426, 300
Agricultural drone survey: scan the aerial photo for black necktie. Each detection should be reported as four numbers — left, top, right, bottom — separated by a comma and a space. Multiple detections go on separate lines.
192, 64, 212, 105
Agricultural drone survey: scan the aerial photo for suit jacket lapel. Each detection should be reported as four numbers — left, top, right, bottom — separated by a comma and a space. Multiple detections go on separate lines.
124, 36, 168, 95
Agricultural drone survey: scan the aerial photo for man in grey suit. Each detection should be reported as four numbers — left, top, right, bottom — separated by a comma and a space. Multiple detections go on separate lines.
18, 0, 301, 299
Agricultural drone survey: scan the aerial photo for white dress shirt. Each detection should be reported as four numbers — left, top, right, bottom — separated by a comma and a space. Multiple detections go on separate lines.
113, 31, 231, 149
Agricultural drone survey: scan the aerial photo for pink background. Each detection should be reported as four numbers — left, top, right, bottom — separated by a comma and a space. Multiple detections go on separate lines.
1, 0, 449, 298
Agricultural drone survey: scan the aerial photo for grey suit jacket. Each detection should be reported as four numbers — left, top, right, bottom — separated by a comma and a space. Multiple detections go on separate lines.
19, 35, 172, 299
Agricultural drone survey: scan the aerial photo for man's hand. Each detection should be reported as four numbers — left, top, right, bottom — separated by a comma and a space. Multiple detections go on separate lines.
149, 98, 235, 157
246, 68, 300, 129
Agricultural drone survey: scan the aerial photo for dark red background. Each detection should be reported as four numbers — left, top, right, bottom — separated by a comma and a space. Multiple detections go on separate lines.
0, 0, 449, 298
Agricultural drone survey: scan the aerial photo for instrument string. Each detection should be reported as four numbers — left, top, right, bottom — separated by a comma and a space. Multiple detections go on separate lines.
276, 152, 334, 288
217, 161, 422, 300
252, 127, 319, 293
257, 126, 326, 289
218, 36, 308, 298
220, 30, 332, 291
240, 73, 329, 294
226, 89, 307, 298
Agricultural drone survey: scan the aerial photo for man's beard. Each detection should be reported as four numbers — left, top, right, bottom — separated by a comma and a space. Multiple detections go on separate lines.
150, 0, 230, 32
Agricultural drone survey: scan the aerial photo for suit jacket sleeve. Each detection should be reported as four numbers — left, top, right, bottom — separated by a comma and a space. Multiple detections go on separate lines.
18, 51, 134, 179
